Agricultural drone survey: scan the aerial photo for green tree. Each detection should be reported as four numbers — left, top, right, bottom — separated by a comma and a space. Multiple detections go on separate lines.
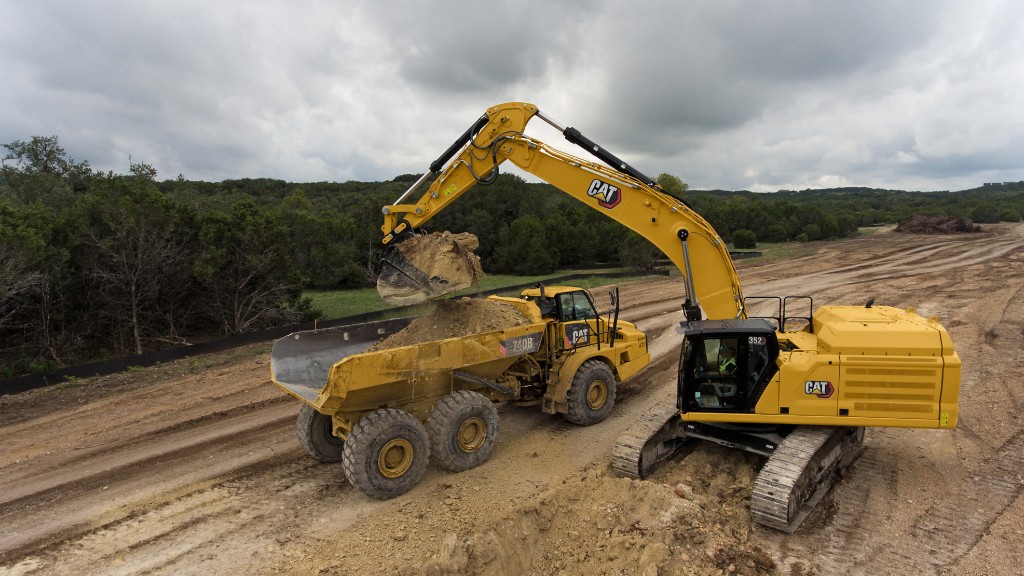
656, 173, 688, 196
280, 188, 314, 212
971, 203, 1001, 223
618, 231, 662, 270
73, 166, 194, 354
196, 200, 317, 334
2, 136, 91, 206
274, 208, 366, 289
732, 229, 757, 249
490, 215, 558, 275
0, 199, 45, 331
544, 207, 601, 267
802, 223, 821, 241
2, 136, 89, 177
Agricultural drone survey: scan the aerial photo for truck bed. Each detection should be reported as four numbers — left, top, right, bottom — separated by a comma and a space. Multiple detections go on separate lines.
270, 318, 547, 414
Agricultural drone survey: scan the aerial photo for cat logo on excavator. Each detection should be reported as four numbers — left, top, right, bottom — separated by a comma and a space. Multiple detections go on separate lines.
805, 380, 835, 398
587, 179, 621, 208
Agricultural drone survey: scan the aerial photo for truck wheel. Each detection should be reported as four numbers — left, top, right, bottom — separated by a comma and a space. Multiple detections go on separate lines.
342, 408, 430, 499
565, 359, 616, 426
427, 390, 499, 472
296, 404, 344, 463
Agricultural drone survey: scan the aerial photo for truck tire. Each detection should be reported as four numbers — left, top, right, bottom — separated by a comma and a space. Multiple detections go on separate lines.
427, 390, 499, 472
565, 359, 616, 426
342, 408, 430, 499
296, 404, 345, 463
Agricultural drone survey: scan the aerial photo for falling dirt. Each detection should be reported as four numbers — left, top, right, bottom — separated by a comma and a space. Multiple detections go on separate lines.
377, 232, 485, 305
368, 298, 531, 351
3, 223, 1024, 576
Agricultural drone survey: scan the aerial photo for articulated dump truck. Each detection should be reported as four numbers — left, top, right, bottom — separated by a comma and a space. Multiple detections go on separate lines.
271, 286, 649, 499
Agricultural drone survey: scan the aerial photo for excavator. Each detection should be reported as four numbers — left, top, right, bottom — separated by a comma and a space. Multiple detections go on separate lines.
376, 102, 961, 532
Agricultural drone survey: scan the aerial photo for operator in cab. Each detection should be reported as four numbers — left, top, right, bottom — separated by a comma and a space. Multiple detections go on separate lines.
719, 342, 737, 375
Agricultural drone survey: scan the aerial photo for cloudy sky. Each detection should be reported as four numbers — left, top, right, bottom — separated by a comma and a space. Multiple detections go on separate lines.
3, 1, 1022, 191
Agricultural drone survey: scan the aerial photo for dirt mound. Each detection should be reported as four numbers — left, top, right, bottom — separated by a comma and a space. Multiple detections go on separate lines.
321, 444, 777, 576
369, 297, 531, 351
895, 214, 981, 234
416, 468, 775, 576
377, 232, 485, 305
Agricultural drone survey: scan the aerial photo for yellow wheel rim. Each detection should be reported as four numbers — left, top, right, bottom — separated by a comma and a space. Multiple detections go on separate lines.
586, 380, 608, 410
457, 417, 487, 453
378, 438, 415, 478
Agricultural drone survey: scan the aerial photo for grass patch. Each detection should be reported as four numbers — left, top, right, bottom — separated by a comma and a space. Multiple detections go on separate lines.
731, 242, 821, 269
305, 287, 400, 320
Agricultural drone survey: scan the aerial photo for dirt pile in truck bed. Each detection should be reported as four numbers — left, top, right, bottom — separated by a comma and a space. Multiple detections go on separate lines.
895, 214, 982, 234
368, 297, 531, 351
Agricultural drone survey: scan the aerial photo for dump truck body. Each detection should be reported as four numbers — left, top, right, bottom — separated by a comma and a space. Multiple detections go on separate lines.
272, 288, 649, 499
274, 315, 548, 425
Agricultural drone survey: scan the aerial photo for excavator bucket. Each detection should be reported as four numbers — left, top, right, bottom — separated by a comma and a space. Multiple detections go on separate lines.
377, 232, 484, 305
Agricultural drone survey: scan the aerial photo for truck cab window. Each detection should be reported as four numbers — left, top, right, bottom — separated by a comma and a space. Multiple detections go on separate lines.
558, 292, 597, 321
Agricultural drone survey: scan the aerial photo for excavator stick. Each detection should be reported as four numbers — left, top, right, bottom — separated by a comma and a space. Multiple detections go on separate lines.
376, 232, 485, 306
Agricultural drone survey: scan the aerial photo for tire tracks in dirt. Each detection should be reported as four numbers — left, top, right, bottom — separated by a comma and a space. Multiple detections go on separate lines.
0, 404, 298, 564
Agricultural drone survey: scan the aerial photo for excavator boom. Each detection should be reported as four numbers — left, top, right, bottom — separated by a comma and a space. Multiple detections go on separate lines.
378, 102, 745, 320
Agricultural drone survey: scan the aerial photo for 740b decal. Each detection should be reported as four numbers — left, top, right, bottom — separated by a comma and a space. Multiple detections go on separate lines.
500, 333, 542, 357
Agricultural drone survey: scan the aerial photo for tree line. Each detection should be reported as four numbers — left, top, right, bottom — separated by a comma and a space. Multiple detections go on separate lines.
2, 135, 1022, 376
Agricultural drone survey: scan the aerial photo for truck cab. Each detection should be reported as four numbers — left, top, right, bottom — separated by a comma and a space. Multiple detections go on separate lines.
520, 285, 603, 350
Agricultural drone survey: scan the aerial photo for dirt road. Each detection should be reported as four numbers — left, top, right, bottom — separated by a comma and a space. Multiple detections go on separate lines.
2, 224, 1023, 575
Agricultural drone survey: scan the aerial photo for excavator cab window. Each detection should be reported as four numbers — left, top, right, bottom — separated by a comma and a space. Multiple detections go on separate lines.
690, 337, 740, 409
678, 321, 780, 414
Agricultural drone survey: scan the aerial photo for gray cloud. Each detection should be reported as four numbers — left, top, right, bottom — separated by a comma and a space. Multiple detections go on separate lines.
1, 0, 1022, 191
375, 1, 588, 95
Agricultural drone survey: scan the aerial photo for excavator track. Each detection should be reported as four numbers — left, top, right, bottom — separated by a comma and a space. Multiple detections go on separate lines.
614, 408, 864, 533
750, 425, 864, 533
612, 400, 688, 480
